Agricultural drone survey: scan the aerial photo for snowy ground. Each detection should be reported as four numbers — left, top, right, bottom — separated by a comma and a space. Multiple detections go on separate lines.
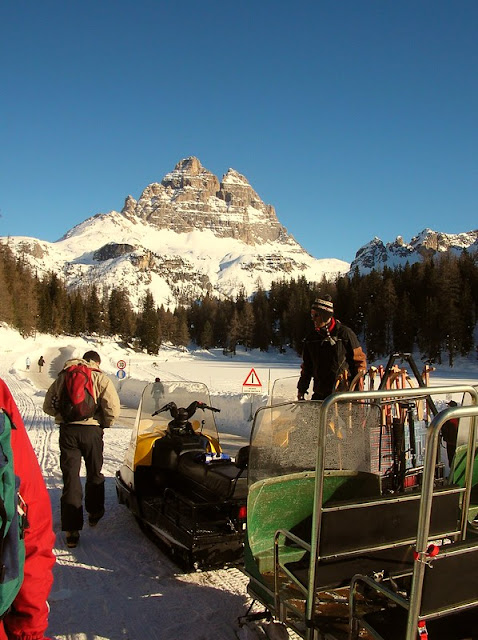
1, 324, 477, 640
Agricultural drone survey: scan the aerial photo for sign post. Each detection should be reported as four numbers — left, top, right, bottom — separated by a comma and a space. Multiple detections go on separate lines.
242, 368, 263, 421
242, 368, 262, 393
116, 359, 127, 386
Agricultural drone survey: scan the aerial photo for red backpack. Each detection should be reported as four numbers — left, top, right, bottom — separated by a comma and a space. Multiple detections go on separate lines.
58, 364, 98, 423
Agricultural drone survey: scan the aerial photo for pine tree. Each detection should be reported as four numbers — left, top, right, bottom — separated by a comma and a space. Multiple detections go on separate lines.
107, 288, 135, 342
252, 287, 272, 351
416, 261, 442, 363
137, 291, 160, 354
158, 306, 175, 343
86, 285, 103, 335
381, 272, 398, 354
0, 245, 15, 326
289, 278, 318, 353
37, 272, 69, 335
0, 263, 14, 325
69, 291, 87, 335
437, 256, 463, 366
199, 320, 214, 349
363, 271, 387, 361
392, 291, 416, 354
226, 308, 240, 354
172, 307, 189, 347
239, 302, 255, 350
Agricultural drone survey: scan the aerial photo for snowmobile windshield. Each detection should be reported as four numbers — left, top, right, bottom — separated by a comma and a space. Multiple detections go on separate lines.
269, 376, 300, 404
248, 399, 382, 486
136, 380, 219, 442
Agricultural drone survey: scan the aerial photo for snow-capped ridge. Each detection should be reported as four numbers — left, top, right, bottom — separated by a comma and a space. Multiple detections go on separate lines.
3, 157, 349, 310
6, 156, 475, 310
222, 168, 249, 186
351, 228, 478, 273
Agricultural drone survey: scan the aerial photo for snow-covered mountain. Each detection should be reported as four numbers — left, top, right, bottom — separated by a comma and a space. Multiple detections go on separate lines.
4, 156, 476, 309
3, 157, 348, 309
350, 228, 478, 274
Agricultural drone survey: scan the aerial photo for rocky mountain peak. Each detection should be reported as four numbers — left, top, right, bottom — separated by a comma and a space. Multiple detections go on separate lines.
222, 168, 248, 185
162, 156, 220, 194
120, 157, 286, 244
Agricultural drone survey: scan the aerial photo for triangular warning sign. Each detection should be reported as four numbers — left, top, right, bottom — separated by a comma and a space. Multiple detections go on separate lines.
243, 368, 262, 387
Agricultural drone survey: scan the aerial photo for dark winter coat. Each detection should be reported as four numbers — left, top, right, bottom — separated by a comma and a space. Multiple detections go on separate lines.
442, 417, 459, 465
297, 318, 367, 400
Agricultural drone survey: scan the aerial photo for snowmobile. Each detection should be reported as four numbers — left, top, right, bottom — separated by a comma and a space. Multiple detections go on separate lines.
115, 380, 248, 570
239, 353, 478, 640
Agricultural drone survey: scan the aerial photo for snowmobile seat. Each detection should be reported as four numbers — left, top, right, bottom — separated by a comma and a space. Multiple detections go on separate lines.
235, 445, 249, 470
177, 452, 248, 500
151, 433, 209, 471
203, 461, 248, 499
281, 486, 462, 592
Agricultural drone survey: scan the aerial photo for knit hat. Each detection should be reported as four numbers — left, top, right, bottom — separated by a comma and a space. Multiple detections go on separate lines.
311, 298, 334, 315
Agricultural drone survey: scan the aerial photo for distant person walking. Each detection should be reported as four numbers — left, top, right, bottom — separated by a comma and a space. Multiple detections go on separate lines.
43, 350, 120, 549
151, 377, 164, 411
25, 356, 31, 370
38, 355, 45, 372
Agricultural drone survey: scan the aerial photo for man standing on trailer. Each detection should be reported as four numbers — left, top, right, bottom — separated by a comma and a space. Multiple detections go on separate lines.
297, 295, 367, 401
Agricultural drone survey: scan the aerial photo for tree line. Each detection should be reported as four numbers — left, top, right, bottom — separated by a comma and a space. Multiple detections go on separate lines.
0, 242, 476, 365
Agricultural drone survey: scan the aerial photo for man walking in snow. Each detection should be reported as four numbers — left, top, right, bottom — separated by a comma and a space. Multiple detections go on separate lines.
43, 350, 120, 549
297, 295, 367, 401
151, 377, 164, 411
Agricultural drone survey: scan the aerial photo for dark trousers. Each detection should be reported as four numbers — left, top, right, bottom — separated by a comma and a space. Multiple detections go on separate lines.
59, 423, 105, 531
446, 443, 457, 467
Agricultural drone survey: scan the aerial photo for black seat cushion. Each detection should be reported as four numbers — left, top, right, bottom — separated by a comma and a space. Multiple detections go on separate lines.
178, 453, 247, 500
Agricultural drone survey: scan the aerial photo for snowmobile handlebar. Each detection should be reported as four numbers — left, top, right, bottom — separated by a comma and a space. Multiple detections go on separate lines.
195, 401, 221, 414
152, 400, 220, 418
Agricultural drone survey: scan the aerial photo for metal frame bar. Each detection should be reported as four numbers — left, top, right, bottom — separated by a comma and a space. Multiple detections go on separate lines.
305, 384, 478, 640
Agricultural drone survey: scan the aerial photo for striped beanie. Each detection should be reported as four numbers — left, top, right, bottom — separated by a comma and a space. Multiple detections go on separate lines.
311, 298, 334, 315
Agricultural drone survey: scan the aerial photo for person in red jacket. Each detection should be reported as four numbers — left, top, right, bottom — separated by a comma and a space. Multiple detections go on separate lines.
0, 377, 55, 640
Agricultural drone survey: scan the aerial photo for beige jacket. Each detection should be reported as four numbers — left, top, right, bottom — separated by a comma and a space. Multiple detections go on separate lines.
43, 358, 120, 427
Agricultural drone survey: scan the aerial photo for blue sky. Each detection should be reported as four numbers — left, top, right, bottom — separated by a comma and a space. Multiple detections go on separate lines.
1, 0, 477, 263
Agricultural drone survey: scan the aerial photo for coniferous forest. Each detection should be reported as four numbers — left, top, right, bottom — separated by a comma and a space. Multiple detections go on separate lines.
1, 242, 477, 366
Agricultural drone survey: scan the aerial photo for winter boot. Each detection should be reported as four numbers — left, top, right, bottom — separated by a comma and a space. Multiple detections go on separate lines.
88, 509, 105, 527
66, 531, 80, 548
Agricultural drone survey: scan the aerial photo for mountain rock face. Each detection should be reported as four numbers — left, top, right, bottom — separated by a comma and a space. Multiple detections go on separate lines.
6, 157, 475, 311
350, 228, 478, 273
4, 157, 349, 310
121, 157, 285, 244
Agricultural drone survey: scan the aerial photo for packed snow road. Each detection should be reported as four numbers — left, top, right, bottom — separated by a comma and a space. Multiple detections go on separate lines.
0, 336, 273, 640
